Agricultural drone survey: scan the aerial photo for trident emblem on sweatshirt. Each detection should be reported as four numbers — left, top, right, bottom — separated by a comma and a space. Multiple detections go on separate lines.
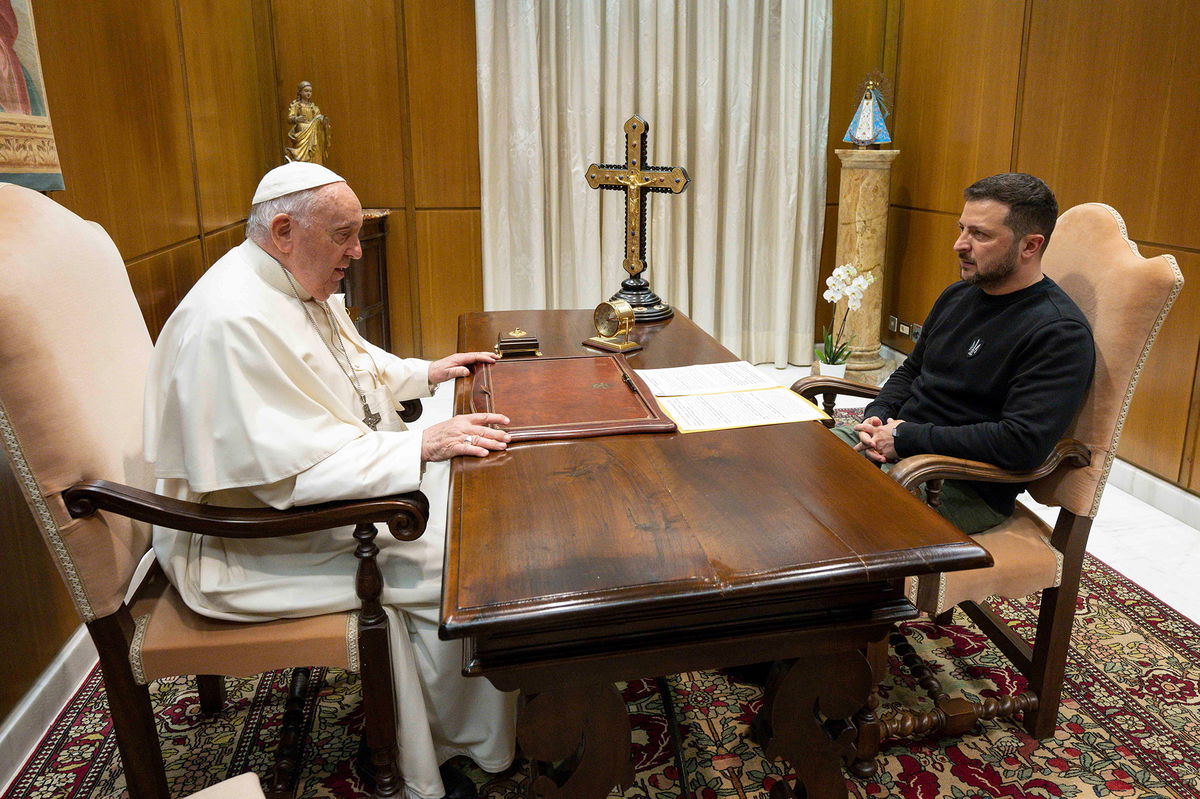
967, 338, 983, 358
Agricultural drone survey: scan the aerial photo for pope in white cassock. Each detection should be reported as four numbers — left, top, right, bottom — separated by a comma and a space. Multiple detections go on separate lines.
143, 162, 516, 799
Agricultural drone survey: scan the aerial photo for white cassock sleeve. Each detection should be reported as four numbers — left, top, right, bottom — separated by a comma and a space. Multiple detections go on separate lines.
373, 348, 437, 402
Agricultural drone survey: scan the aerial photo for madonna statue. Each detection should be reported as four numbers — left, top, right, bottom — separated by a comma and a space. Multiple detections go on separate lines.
284, 80, 330, 164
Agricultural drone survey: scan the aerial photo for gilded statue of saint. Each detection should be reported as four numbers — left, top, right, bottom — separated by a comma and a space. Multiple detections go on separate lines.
285, 80, 330, 164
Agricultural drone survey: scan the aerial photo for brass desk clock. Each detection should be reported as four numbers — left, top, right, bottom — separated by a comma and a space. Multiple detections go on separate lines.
583, 299, 642, 353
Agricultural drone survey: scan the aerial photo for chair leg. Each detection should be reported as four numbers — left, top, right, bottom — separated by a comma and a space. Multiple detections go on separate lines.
196, 674, 226, 715
1023, 513, 1092, 739
849, 633, 890, 778
88, 613, 170, 799
933, 608, 955, 626
355, 523, 403, 798
266, 668, 316, 798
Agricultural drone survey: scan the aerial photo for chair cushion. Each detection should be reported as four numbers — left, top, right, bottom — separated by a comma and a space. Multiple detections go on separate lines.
1035, 203, 1182, 518
915, 503, 1063, 615
0, 185, 154, 622
183, 773, 266, 799
129, 566, 354, 684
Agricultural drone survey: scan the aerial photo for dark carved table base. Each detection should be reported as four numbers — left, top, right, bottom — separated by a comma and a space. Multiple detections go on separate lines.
518, 684, 635, 799
489, 620, 891, 799
756, 651, 874, 799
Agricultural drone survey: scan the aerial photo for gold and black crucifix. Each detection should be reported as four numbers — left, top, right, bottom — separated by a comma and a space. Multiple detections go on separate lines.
586, 115, 689, 322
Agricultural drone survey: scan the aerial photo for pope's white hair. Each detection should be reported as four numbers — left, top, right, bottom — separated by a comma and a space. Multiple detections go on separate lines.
245, 186, 329, 245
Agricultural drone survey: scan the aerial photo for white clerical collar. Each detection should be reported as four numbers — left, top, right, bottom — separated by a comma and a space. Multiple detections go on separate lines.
239, 238, 314, 301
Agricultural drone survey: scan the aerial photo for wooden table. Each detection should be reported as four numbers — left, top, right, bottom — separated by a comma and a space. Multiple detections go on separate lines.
442, 310, 990, 799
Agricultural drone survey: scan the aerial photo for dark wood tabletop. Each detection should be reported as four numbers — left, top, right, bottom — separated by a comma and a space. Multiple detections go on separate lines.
441, 310, 990, 657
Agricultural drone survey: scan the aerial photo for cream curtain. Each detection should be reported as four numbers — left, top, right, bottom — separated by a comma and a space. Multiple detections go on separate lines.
475, 0, 831, 366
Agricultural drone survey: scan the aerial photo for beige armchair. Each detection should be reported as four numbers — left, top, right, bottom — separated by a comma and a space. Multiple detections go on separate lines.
0, 184, 427, 799
793, 203, 1182, 775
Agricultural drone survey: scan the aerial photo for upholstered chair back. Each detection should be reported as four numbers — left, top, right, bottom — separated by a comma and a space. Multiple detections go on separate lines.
1032, 203, 1182, 518
0, 184, 155, 622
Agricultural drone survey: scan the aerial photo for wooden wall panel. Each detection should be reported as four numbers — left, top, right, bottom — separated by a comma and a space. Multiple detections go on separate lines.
33, 0, 198, 260
404, 0, 480, 209
416, 210, 483, 356
816, 205, 839, 342
271, 0, 407, 208
827, 0, 889, 205
1117, 246, 1199, 482
179, 0, 276, 230
890, 1, 1024, 213
385, 211, 420, 357
1018, 1, 1200, 251
203, 225, 248, 269
881, 207, 960, 353
127, 241, 206, 341
0, 458, 80, 721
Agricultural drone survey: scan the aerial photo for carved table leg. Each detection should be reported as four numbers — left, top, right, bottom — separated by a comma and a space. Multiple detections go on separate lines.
758, 651, 873, 799
517, 683, 634, 799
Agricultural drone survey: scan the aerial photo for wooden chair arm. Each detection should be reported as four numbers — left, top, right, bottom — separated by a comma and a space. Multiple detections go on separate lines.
399, 399, 423, 423
63, 479, 429, 542
790, 375, 882, 427
790, 374, 883, 401
889, 439, 1091, 493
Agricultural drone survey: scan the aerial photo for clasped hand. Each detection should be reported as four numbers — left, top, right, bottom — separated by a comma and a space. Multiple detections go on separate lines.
852, 415, 905, 463
422, 351, 511, 462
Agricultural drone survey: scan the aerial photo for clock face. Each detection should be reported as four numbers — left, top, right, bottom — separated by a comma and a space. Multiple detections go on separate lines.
594, 300, 633, 338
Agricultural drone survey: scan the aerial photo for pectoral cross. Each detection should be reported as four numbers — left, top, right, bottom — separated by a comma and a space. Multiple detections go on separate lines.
586, 115, 689, 321
361, 402, 382, 431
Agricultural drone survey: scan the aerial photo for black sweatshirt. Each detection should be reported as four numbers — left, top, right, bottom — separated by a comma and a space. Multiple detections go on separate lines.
864, 276, 1094, 516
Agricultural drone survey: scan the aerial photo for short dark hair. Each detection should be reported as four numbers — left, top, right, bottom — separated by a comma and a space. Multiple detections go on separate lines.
964, 173, 1058, 252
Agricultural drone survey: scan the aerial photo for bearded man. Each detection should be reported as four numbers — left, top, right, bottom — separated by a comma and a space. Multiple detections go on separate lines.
841, 173, 1095, 533
144, 162, 514, 799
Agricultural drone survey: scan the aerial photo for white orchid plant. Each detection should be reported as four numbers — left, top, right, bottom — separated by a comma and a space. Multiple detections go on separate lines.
819, 263, 876, 365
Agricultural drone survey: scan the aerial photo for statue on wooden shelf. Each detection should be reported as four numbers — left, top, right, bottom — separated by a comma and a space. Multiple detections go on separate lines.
284, 80, 330, 164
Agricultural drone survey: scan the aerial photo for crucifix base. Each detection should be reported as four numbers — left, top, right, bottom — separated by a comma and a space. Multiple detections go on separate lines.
611, 277, 673, 322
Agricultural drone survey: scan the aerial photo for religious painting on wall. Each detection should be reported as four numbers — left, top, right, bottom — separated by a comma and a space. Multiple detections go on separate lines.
1, 0, 63, 190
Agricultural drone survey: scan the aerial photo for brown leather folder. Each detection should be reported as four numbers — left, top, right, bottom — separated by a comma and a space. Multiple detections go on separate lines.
469, 354, 677, 442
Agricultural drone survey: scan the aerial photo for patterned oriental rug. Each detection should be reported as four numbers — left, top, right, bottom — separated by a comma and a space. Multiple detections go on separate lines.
5, 554, 1199, 799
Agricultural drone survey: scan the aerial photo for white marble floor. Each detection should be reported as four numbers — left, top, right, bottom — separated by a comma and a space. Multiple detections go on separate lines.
754, 362, 1200, 625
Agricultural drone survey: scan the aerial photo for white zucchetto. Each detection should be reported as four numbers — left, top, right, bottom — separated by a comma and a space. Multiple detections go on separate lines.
251, 162, 345, 204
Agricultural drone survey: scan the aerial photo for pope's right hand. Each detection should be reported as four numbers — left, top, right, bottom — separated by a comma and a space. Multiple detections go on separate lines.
421, 413, 511, 462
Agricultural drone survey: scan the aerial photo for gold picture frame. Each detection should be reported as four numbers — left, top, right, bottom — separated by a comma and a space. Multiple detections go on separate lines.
1, 0, 63, 190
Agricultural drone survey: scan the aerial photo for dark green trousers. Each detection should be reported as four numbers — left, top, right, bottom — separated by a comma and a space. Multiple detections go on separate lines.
830, 424, 1007, 534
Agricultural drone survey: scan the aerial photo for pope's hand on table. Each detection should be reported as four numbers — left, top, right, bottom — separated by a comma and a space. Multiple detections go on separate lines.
422, 413, 511, 462
428, 351, 500, 384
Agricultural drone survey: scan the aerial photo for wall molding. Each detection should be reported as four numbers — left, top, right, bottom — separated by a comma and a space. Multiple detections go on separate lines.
0, 625, 96, 794
1109, 458, 1200, 531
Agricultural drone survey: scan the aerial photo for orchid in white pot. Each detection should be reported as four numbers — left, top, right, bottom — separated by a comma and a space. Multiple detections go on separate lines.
818, 263, 875, 374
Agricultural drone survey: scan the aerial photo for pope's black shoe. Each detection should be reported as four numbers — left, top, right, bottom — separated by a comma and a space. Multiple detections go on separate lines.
356, 743, 478, 799
438, 763, 479, 799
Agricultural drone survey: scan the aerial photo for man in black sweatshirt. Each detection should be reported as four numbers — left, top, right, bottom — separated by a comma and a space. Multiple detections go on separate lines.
846, 173, 1094, 533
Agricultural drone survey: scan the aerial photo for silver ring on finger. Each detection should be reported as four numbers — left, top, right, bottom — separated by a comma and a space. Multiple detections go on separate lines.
464, 434, 476, 446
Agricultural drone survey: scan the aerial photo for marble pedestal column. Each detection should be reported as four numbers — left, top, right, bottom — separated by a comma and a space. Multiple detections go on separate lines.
834, 149, 899, 381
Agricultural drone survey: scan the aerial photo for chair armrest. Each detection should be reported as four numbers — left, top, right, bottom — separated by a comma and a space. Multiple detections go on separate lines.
399, 399, 423, 423
789, 374, 883, 401
789, 375, 882, 427
888, 439, 1091, 493
63, 479, 429, 541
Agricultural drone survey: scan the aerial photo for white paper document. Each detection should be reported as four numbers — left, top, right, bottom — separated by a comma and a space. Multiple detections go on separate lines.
656, 386, 828, 432
635, 360, 778, 396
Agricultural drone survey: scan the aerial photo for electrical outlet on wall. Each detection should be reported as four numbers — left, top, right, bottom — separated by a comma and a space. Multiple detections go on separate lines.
888, 315, 898, 332
898, 321, 911, 336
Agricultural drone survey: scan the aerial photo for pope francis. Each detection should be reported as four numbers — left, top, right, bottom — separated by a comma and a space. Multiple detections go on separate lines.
143, 162, 515, 799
